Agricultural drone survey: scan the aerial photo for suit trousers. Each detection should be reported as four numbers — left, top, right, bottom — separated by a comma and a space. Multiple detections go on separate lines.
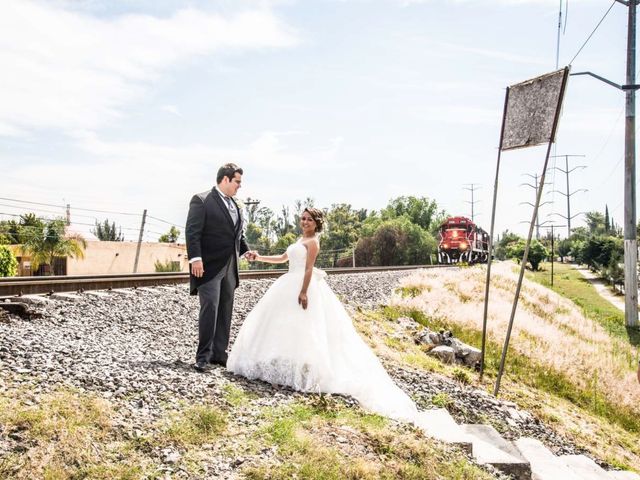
196, 255, 237, 363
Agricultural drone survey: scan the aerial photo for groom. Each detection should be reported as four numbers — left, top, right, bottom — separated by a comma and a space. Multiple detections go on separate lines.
186, 163, 255, 372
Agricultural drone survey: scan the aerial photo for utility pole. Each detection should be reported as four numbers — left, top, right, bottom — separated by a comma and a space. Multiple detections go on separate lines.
520, 173, 552, 239
133, 209, 147, 273
551, 154, 586, 237
65, 204, 71, 226
572, 0, 638, 327
624, 0, 638, 328
463, 184, 481, 222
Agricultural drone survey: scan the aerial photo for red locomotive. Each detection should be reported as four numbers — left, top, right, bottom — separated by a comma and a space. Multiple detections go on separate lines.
437, 216, 490, 264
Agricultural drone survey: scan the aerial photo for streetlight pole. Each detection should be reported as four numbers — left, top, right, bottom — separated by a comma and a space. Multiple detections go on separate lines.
572, 0, 638, 327
624, 0, 638, 328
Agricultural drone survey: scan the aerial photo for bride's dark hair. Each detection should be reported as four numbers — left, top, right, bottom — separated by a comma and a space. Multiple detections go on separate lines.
303, 207, 324, 232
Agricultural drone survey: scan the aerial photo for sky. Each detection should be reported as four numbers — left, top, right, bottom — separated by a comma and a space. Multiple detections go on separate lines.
0, 0, 632, 243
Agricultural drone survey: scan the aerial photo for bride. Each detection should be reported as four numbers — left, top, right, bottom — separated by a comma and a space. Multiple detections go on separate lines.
227, 207, 418, 422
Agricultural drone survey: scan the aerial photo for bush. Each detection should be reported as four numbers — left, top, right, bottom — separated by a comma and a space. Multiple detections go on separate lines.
0, 245, 18, 277
154, 259, 181, 272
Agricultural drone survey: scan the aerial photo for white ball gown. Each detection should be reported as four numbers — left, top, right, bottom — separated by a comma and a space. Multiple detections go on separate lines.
227, 239, 419, 422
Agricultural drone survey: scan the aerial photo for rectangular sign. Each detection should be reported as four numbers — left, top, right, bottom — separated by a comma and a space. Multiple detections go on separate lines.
501, 68, 568, 151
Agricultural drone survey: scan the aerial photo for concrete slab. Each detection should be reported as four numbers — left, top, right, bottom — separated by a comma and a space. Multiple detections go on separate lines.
462, 424, 530, 480
413, 409, 473, 453
515, 438, 582, 480
560, 455, 610, 480
608, 471, 640, 480
15, 295, 53, 305
110, 288, 136, 296
50, 292, 83, 302
84, 291, 112, 298
135, 287, 161, 294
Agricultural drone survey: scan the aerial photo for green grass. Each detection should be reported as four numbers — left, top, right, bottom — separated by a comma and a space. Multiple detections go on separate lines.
223, 382, 253, 407
382, 304, 640, 435
525, 262, 640, 345
164, 404, 227, 446
245, 398, 496, 480
0, 388, 162, 479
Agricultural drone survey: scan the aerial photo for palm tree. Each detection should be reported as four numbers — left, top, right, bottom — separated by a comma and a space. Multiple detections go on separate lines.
21, 219, 87, 275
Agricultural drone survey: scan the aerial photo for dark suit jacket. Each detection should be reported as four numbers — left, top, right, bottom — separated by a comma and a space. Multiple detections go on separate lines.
185, 188, 249, 295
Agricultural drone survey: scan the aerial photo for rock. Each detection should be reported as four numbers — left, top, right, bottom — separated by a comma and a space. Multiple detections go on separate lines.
163, 449, 181, 464
428, 346, 456, 364
396, 316, 419, 330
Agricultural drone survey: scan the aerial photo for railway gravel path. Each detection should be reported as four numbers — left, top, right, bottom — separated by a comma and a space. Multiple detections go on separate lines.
0, 270, 586, 477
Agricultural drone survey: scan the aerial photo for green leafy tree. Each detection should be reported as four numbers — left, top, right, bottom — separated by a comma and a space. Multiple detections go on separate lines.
0, 245, 18, 277
159, 226, 180, 243
506, 239, 548, 271
355, 217, 436, 266
585, 211, 606, 236
0, 214, 45, 245
322, 204, 367, 259
273, 232, 297, 253
580, 236, 623, 272
380, 196, 440, 231
494, 230, 522, 261
21, 219, 86, 275
557, 238, 573, 262
92, 219, 124, 241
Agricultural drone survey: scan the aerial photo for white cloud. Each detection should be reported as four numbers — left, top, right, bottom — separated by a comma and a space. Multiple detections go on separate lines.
0, 1, 298, 137
160, 105, 182, 117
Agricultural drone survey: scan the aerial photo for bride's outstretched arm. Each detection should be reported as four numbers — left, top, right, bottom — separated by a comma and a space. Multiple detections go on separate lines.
298, 240, 319, 310
254, 252, 288, 264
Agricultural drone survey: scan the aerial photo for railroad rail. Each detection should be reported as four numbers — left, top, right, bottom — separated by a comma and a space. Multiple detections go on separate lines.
0, 265, 450, 297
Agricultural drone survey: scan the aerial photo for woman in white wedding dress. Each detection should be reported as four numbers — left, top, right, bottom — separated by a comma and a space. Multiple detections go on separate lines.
227, 208, 419, 422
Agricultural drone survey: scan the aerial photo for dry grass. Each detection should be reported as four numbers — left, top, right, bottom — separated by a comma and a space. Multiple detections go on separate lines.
393, 263, 640, 414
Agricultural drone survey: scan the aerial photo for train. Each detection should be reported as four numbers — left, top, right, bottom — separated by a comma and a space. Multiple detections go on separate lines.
437, 216, 490, 264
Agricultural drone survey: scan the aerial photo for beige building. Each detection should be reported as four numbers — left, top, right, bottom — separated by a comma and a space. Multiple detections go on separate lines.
12, 241, 189, 276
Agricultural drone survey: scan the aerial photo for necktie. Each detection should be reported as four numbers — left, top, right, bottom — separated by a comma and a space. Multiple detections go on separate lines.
224, 196, 238, 226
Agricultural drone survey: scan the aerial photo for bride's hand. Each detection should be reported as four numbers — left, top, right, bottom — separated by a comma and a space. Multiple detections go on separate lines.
298, 292, 308, 310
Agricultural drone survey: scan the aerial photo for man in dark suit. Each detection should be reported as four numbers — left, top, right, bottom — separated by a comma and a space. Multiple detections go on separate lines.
186, 163, 256, 372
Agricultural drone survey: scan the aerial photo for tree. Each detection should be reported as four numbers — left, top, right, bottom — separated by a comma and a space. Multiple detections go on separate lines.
494, 230, 522, 261
557, 238, 572, 262
21, 219, 86, 275
0, 245, 18, 277
92, 219, 124, 241
159, 226, 180, 243
0, 213, 45, 245
506, 239, 548, 271
585, 211, 606, 236
355, 217, 436, 266
380, 196, 440, 231
580, 236, 623, 272
322, 204, 367, 257
275, 206, 294, 237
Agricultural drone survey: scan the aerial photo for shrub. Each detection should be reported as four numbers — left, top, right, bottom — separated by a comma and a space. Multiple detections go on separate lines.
0, 245, 18, 277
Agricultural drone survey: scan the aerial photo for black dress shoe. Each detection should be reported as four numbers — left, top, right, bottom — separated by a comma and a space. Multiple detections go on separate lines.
192, 361, 208, 372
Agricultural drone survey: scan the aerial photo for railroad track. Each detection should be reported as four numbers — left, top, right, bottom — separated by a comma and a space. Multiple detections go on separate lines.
0, 265, 452, 297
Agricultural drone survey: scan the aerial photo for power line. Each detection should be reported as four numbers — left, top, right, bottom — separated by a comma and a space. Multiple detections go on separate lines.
567, 0, 616, 65
0, 197, 141, 217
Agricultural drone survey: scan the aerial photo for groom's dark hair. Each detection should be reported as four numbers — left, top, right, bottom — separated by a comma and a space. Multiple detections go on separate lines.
217, 163, 243, 184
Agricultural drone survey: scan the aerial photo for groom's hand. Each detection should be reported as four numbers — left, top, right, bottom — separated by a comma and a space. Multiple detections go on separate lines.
191, 260, 204, 277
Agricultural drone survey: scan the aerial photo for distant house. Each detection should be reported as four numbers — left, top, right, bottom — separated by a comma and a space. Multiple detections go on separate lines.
10, 241, 188, 276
